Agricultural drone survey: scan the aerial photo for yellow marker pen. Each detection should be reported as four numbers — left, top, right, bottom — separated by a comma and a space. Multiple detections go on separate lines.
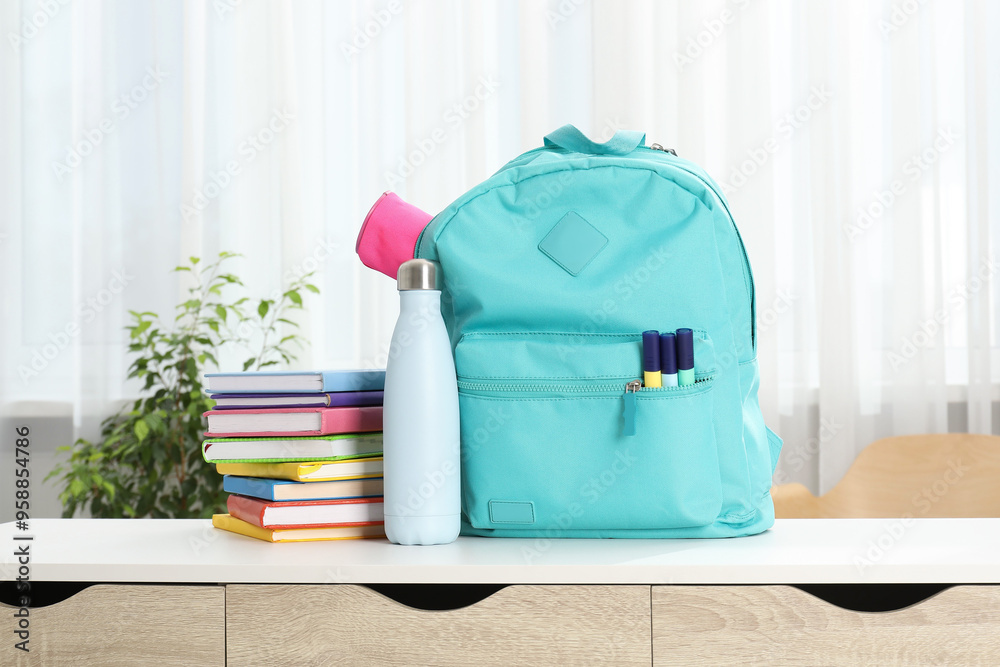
642, 330, 662, 387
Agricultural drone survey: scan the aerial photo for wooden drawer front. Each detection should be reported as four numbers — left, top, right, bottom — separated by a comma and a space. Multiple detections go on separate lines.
227, 584, 651, 666
1, 584, 225, 667
652, 585, 1000, 666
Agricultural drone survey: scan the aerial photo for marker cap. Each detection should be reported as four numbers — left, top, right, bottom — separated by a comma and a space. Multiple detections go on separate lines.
659, 332, 677, 374
642, 330, 660, 372
676, 328, 694, 370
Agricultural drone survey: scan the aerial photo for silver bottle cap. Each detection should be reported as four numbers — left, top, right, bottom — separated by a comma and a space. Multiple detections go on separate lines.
397, 259, 441, 291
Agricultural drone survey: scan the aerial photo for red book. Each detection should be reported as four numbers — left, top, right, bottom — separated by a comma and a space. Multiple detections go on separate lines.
226, 494, 385, 529
204, 406, 382, 438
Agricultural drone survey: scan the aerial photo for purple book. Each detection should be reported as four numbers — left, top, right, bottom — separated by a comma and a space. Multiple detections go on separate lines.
209, 391, 384, 410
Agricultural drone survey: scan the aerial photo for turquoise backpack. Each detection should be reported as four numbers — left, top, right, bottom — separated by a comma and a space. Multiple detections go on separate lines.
415, 125, 782, 538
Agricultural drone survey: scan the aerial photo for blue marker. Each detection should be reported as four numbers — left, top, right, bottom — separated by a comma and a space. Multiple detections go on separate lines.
642, 330, 661, 387
659, 332, 678, 387
676, 328, 694, 386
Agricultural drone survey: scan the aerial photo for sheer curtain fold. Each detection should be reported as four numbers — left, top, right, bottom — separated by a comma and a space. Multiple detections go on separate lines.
1, 0, 997, 495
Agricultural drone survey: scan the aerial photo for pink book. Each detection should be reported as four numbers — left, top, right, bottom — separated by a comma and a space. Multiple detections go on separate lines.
203, 406, 382, 438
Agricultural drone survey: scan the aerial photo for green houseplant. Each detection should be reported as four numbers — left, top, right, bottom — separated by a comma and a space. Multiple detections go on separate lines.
47, 252, 319, 518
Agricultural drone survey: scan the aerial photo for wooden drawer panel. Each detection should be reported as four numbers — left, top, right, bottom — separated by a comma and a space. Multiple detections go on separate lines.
227, 584, 651, 666
1, 584, 225, 667
652, 585, 1000, 666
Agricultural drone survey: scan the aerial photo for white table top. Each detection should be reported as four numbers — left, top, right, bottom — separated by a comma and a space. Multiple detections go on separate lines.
2, 518, 999, 585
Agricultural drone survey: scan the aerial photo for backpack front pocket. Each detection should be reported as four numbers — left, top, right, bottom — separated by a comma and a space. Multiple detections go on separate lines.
456, 332, 723, 532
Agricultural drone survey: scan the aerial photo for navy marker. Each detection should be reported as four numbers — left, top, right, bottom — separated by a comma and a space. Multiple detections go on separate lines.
642, 330, 661, 387
659, 332, 678, 387
676, 328, 694, 386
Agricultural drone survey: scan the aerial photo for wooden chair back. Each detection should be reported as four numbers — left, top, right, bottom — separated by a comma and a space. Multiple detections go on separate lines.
772, 433, 1000, 518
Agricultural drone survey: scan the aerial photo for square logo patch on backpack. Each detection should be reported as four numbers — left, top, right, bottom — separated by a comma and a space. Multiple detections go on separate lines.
538, 211, 608, 276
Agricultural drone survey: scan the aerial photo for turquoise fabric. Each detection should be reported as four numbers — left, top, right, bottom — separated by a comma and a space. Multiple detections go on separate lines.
537, 211, 608, 276
415, 125, 782, 538
543, 123, 646, 156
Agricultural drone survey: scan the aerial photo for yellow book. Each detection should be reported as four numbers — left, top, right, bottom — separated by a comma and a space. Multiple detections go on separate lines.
215, 457, 383, 482
212, 514, 384, 543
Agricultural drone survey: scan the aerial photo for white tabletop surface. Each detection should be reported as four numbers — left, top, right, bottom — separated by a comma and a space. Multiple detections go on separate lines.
2, 518, 999, 584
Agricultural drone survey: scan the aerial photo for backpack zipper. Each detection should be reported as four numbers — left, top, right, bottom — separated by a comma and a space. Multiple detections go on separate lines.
649, 143, 678, 156
458, 377, 713, 438
623, 380, 642, 436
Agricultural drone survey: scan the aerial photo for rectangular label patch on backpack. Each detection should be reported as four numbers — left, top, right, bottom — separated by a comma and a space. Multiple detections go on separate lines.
489, 500, 535, 524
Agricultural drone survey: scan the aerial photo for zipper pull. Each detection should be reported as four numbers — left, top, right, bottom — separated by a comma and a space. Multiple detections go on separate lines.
649, 143, 678, 156
623, 381, 642, 436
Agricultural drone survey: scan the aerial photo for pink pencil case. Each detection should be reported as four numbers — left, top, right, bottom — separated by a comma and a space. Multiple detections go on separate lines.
356, 192, 432, 279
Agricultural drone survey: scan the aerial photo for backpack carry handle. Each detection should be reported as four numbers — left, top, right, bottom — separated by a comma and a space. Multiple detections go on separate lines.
543, 124, 646, 156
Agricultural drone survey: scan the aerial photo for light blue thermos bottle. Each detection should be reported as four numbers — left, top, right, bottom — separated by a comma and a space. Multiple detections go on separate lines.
383, 259, 461, 545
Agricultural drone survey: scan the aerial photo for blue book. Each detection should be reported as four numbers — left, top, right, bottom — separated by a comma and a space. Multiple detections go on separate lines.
223, 475, 384, 502
205, 369, 385, 394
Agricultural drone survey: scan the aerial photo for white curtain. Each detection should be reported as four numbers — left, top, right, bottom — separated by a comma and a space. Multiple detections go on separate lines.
1, 0, 997, 502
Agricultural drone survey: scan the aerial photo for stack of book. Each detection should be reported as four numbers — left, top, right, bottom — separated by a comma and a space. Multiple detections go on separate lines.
202, 369, 387, 542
